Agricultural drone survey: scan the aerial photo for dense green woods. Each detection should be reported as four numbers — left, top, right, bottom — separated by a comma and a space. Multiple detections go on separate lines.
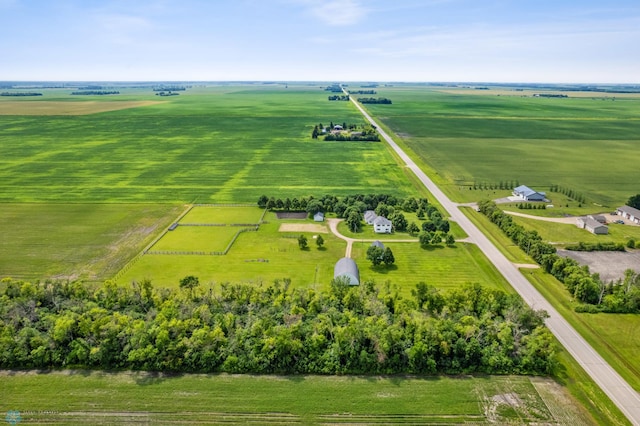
0, 278, 556, 375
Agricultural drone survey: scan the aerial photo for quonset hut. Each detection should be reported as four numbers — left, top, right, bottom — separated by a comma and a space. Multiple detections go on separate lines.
334, 257, 360, 285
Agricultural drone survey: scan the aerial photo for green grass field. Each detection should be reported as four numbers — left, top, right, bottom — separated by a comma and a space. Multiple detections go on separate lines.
117, 207, 512, 294
0, 203, 181, 282
0, 370, 596, 425
509, 215, 640, 246
361, 86, 640, 207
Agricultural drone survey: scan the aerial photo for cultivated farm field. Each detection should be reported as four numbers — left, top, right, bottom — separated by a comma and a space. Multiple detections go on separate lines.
364, 85, 640, 207
0, 85, 414, 203
0, 371, 595, 425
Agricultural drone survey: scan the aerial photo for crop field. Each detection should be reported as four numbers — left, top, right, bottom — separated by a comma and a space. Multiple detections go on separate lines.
362, 85, 640, 206
0, 203, 180, 282
0, 370, 595, 425
0, 85, 415, 203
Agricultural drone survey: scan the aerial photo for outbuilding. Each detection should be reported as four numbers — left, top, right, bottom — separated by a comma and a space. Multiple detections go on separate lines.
616, 206, 640, 224
334, 258, 360, 285
313, 212, 325, 222
513, 185, 546, 201
371, 240, 385, 250
576, 216, 609, 234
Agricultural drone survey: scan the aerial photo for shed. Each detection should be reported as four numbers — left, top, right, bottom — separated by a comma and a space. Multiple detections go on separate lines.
334, 258, 360, 285
588, 214, 606, 224
373, 216, 392, 234
314, 212, 325, 222
371, 240, 385, 250
577, 216, 609, 234
616, 206, 640, 224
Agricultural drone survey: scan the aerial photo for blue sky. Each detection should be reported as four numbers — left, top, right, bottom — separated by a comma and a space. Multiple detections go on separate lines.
1, 0, 639, 82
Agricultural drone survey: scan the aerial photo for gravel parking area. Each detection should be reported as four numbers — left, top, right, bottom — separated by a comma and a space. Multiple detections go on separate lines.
557, 249, 640, 282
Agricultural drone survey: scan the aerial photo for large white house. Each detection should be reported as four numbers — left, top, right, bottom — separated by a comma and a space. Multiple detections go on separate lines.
513, 185, 546, 201
373, 216, 392, 233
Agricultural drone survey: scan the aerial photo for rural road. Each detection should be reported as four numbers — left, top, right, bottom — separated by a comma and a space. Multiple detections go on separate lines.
348, 94, 640, 425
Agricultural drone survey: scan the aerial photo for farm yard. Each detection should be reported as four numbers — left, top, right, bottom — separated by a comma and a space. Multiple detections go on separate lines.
116, 205, 510, 294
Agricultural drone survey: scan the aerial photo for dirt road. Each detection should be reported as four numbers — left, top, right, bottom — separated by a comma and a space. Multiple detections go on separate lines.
349, 94, 640, 426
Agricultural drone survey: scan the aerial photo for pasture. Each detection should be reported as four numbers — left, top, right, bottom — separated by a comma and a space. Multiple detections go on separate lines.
0, 370, 596, 425
362, 85, 640, 207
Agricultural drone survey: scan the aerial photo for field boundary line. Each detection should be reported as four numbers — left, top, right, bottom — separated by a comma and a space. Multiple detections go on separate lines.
113, 204, 193, 282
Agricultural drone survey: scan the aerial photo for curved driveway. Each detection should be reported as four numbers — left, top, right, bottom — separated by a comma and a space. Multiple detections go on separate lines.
327, 218, 417, 258
349, 95, 640, 425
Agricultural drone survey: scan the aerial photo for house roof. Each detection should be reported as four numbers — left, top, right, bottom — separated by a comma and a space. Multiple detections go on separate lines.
371, 240, 385, 249
582, 217, 607, 230
314, 212, 324, 219
617, 205, 640, 217
364, 210, 377, 220
514, 185, 545, 197
373, 216, 392, 226
334, 258, 360, 285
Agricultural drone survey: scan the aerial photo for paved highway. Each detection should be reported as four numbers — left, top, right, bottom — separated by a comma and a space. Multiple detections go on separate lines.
349, 95, 640, 425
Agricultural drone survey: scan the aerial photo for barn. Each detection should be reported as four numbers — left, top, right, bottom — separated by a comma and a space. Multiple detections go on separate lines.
334, 258, 360, 285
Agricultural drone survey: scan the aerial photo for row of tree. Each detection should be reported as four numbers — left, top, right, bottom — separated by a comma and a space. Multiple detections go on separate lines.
549, 185, 586, 204
478, 200, 640, 312
349, 90, 376, 94
0, 278, 557, 375
258, 194, 450, 236
0, 92, 42, 96
327, 95, 349, 101
358, 97, 392, 104
70, 91, 120, 95
471, 180, 520, 191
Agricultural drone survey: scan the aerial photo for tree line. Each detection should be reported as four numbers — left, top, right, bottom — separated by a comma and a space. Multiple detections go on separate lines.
257, 194, 450, 236
0, 92, 43, 96
71, 91, 120, 95
478, 200, 640, 312
0, 278, 557, 375
349, 90, 377, 94
327, 95, 349, 101
358, 97, 392, 104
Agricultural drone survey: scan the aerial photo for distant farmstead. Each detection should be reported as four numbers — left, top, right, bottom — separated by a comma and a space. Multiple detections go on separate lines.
616, 206, 640, 224
513, 185, 547, 201
334, 258, 360, 285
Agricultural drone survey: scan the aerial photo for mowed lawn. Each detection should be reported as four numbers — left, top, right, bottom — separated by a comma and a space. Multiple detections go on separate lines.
0, 85, 415, 203
351, 242, 514, 294
0, 204, 181, 282
361, 86, 640, 206
0, 371, 595, 425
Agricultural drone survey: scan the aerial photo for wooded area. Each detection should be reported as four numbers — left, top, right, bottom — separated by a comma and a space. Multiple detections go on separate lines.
0, 278, 556, 375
